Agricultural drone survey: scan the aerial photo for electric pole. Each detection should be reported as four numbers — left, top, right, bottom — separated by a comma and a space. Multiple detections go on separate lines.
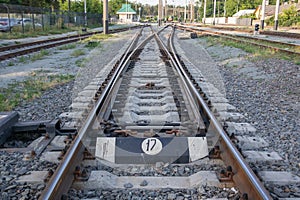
84, 0, 87, 27
191, 0, 194, 22
213, 0, 216, 25
103, 0, 108, 34
165, 0, 168, 21
203, 0, 206, 24
261, 0, 266, 29
274, 0, 280, 30
158, 0, 163, 25
184, 0, 187, 22
224, 0, 227, 17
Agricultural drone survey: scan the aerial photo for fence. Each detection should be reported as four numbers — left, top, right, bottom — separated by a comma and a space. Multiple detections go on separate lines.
203, 17, 253, 26
0, 3, 103, 33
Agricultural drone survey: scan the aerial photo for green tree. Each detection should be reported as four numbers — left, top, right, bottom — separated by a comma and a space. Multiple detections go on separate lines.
59, 0, 102, 14
108, 0, 125, 15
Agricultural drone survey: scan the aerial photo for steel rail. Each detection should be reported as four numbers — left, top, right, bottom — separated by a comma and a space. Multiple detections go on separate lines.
0, 25, 145, 61
0, 36, 90, 61
167, 26, 272, 200
184, 23, 300, 39
0, 33, 91, 53
153, 30, 205, 130
39, 27, 147, 200
177, 25, 300, 55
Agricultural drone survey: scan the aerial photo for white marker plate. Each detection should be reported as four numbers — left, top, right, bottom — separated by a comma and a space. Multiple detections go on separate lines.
141, 138, 163, 155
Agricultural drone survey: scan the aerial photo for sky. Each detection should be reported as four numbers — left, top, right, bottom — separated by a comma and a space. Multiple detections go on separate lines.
130, 0, 188, 6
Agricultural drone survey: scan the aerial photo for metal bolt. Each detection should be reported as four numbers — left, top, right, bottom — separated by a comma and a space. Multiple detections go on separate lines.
219, 166, 234, 182
209, 146, 221, 159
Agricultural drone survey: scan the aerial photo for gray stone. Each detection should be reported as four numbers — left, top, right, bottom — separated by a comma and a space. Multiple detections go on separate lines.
140, 180, 148, 186
124, 183, 133, 188
168, 193, 177, 200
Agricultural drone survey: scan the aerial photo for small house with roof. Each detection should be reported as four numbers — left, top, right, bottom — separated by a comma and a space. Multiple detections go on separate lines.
117, 4, 137, 23
233, 9, 256, 18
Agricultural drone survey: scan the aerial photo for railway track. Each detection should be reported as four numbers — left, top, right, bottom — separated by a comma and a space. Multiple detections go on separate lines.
0, 25, 144, 61
185, 23, 300, 39
38, 25, 272, 199
0, 25, 299, 199
177, 24, 300, 56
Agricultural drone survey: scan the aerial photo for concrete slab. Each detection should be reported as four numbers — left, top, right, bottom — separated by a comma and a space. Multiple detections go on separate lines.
16, 171, 48, 184
278, 199, 300, 200
96, 137, 208, 164
217, 112, 244, 122
59, 111, 85, 119
225, 122, 256, 136
212, 103, 236, 113
258, 171, 300, 185
95, 138, 116, 163
70, 102, 91, 111
236, 136, 269, 150
88, 81, 101, 86
243, 151, 282, 162
78, 90, 96, 97
50, 136, 68, 148
84, 85, 99, 90
0, 111, 19, 145
27, 136, 46, 149
188, 137, 209, 162
208, 97, 229, 103
40, 151, 61, 163
72, 170, 228, 190
63, 121, 80, 128
73, 96, 94, 103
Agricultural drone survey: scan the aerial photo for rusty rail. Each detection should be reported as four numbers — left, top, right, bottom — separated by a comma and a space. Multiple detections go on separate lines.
39, 26, 149, 200
169, 26, 272, 200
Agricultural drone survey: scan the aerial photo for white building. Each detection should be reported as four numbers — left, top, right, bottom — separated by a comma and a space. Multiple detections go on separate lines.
116, 4, 137, 23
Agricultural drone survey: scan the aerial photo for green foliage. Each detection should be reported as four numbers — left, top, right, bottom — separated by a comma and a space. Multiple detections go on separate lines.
30, 49, 49, 61
60, 0, 103, 14
109, 0, 126, 15
142, 3, 158, 16
266, 5, 299, 26
58, 44, 77, 50
224, 0, 262, 17
205, 35, 300, 64
0, 0, 60, 9
279, 5, 299, 26
71, 49, 85, 57
240, 13, 256, 19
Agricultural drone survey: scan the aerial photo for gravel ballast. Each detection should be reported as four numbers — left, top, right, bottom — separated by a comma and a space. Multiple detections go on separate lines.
177, 34, 300, 197
0, 30, 137, 199
0, 27, 299, 199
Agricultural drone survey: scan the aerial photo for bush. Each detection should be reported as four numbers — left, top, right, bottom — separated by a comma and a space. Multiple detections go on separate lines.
267, 5, 300, 27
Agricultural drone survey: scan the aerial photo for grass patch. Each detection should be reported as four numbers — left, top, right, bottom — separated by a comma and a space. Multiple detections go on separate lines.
8, 62, 14, 66
58, 44, 77, 50
85, 41, 100, 48
205, 36, 300, 64
0, 74, 74, 111
18, 56, 27, 63
75, 58, 86, 67
71, 49, 85, 57
30, 49, 50, 61
82, 33, 114, 49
